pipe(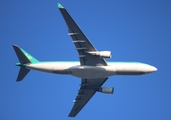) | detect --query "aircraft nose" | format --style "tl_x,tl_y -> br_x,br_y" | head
148,65 -> 157,73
